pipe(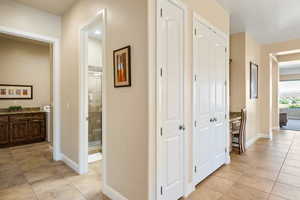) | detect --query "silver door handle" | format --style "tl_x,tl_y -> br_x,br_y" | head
214,118 -> 217,122
210,118 -> 214,123
179,125 -> 186,131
